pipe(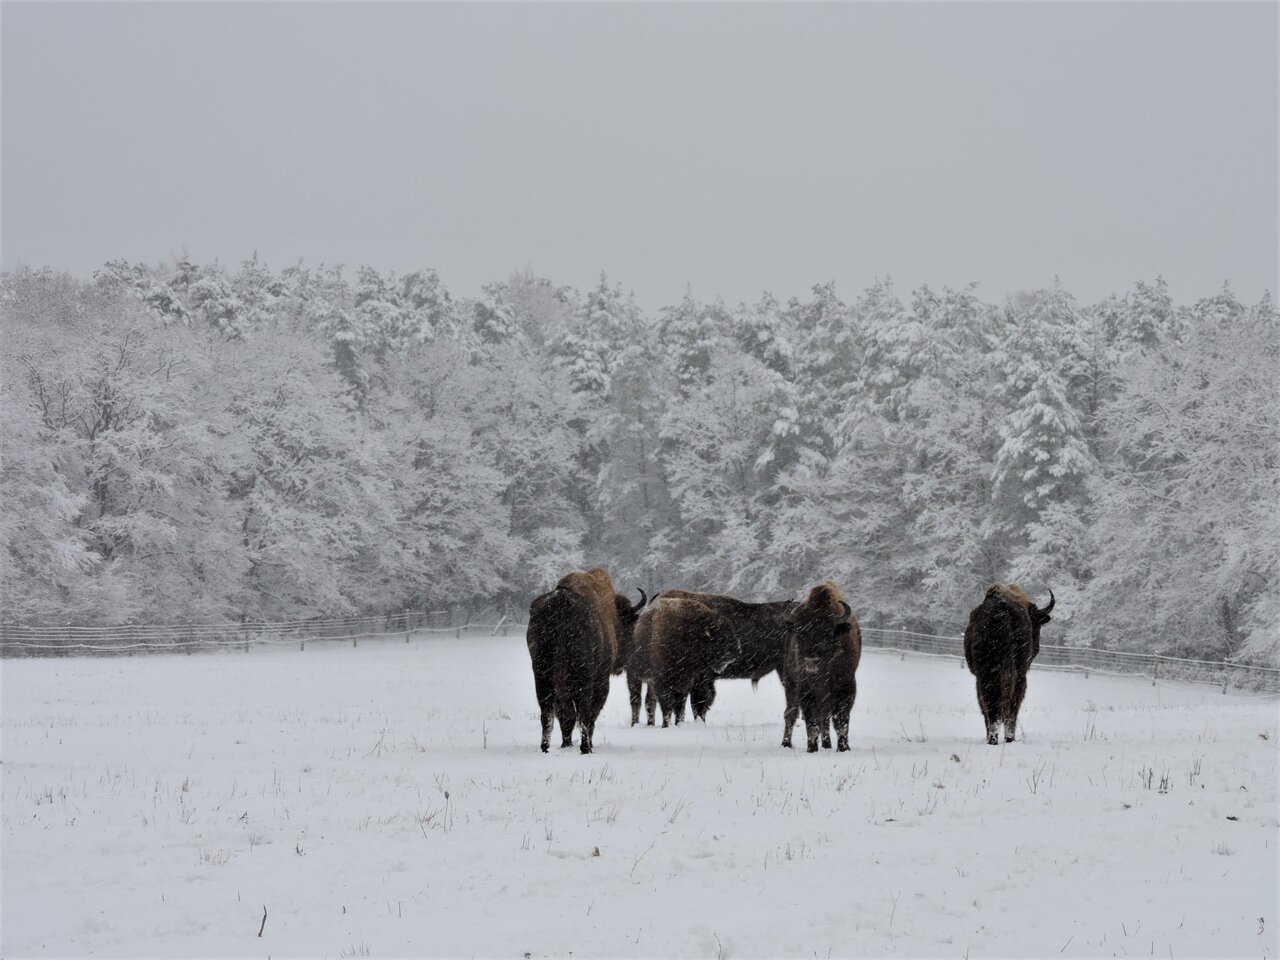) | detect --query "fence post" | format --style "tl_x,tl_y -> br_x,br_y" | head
1152,656 -> 1159,687
300,638 -> 305,652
